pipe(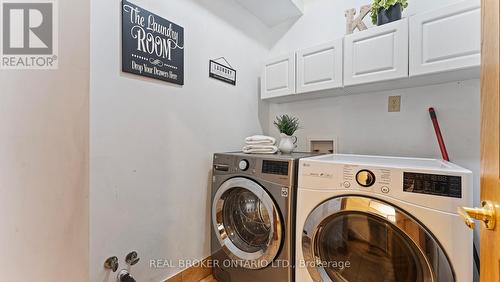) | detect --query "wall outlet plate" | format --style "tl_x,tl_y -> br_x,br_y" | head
388,96 -> 401,112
